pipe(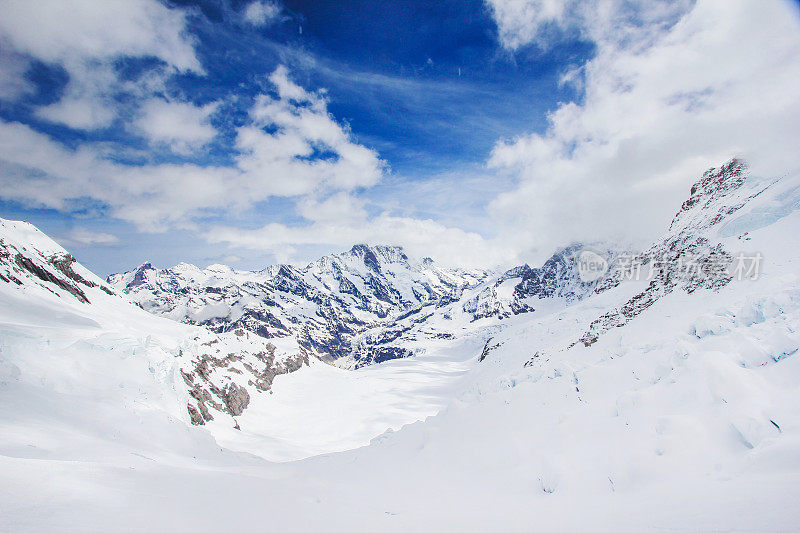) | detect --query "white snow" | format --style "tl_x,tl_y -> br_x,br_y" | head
2,170 -> 800,531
